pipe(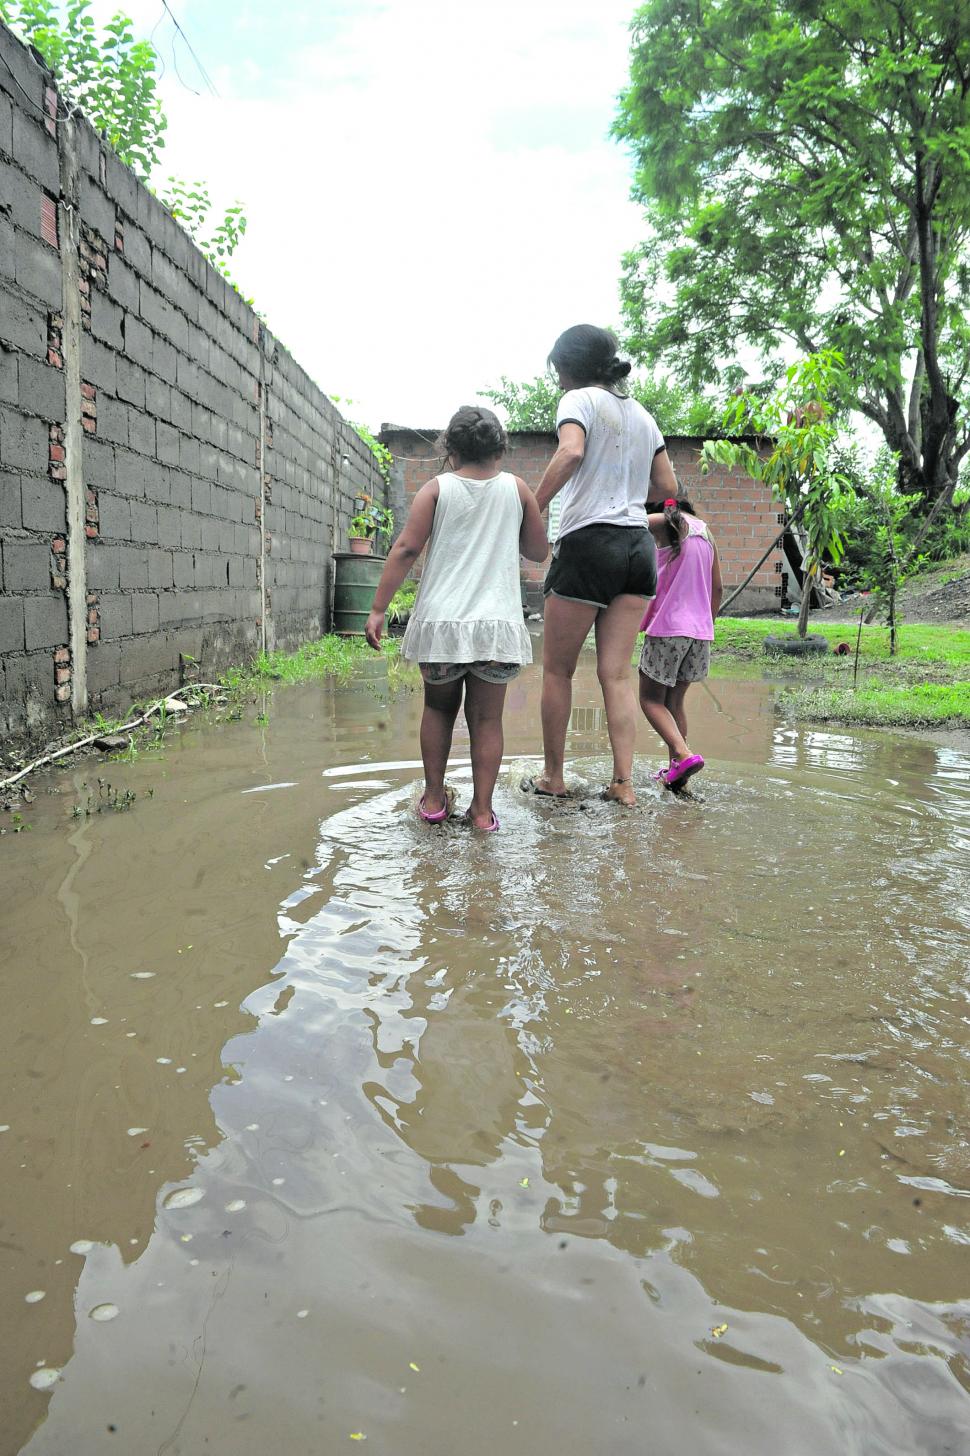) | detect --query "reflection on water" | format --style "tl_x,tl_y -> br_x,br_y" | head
1,655 -> 968,1455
